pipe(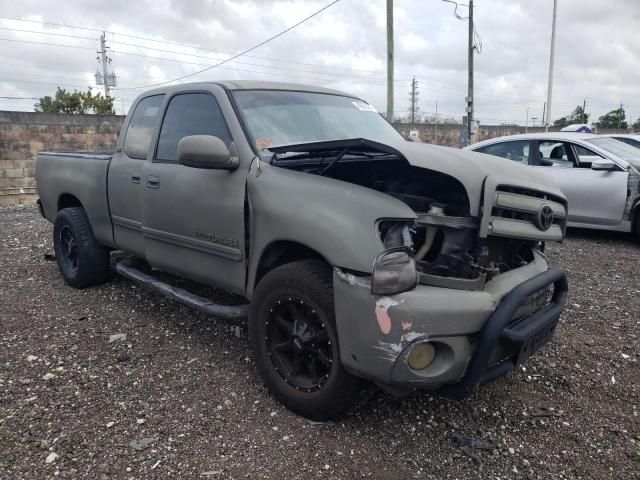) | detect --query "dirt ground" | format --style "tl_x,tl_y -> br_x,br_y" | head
1,205 -> 639,480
